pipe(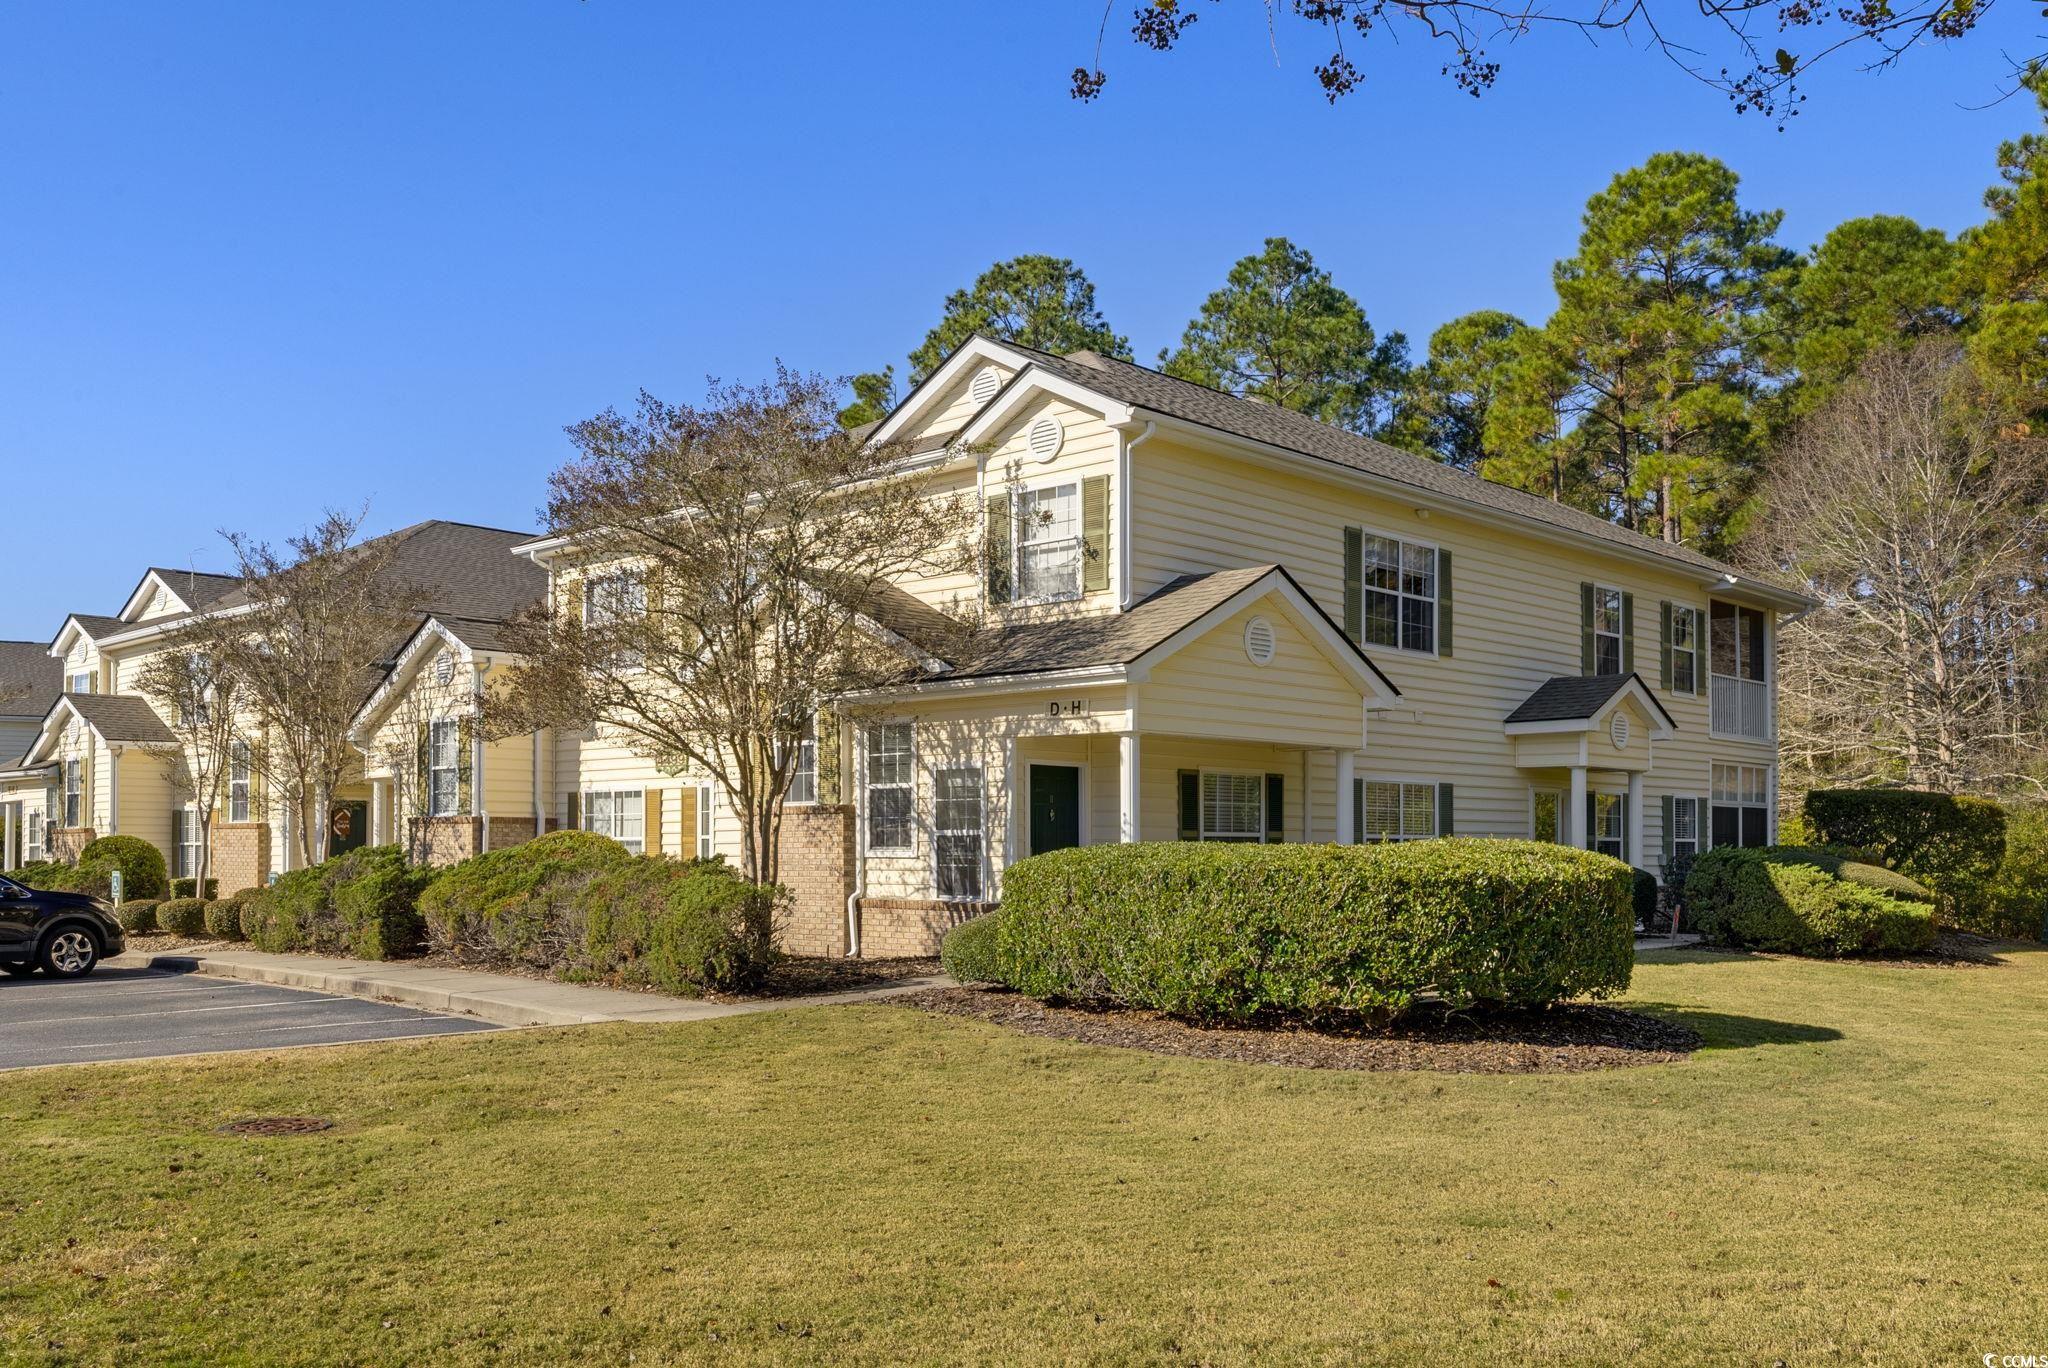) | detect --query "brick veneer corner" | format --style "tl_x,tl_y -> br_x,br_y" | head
776,805 -> 855,956
210,822 -> 271,895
